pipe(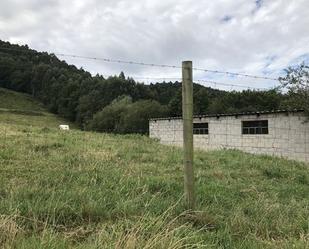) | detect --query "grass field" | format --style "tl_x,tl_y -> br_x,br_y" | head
0,88 -> 308,248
